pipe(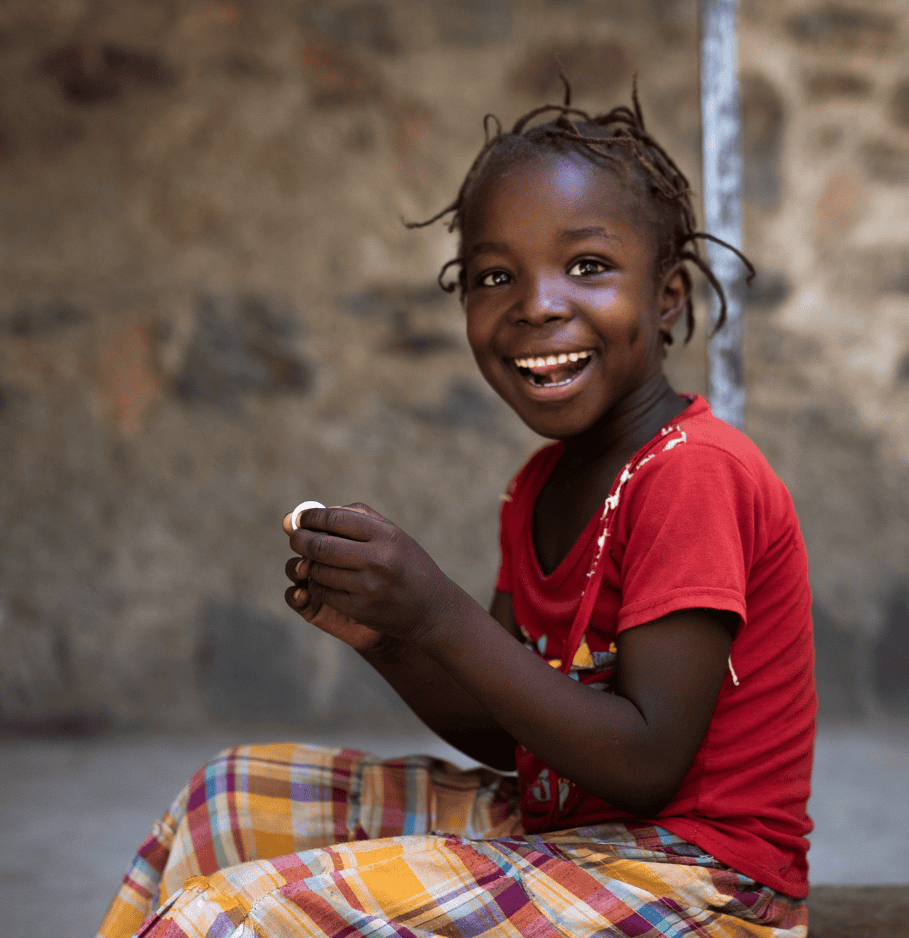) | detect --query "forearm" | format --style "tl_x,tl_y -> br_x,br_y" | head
359,637 -> 518,771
